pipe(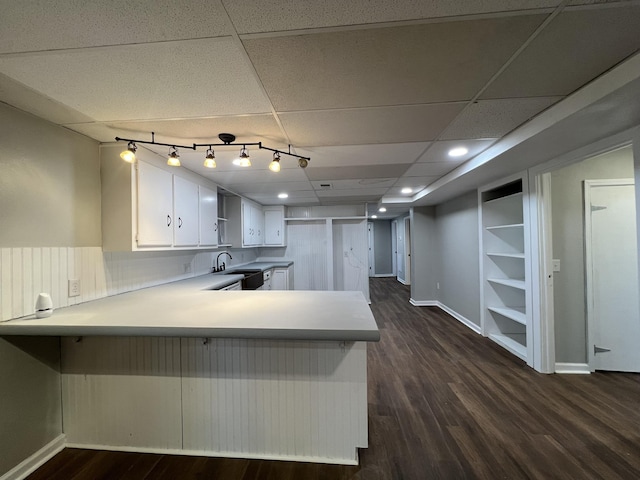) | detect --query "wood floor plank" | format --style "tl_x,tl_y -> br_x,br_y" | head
26,278 -> 640,480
